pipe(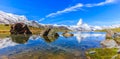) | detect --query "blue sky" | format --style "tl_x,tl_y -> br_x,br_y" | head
0,0 -> 120,26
